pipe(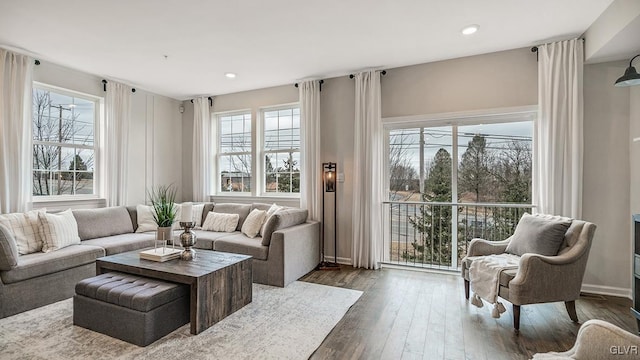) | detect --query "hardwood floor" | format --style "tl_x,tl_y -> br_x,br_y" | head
300,266 -> 636,360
